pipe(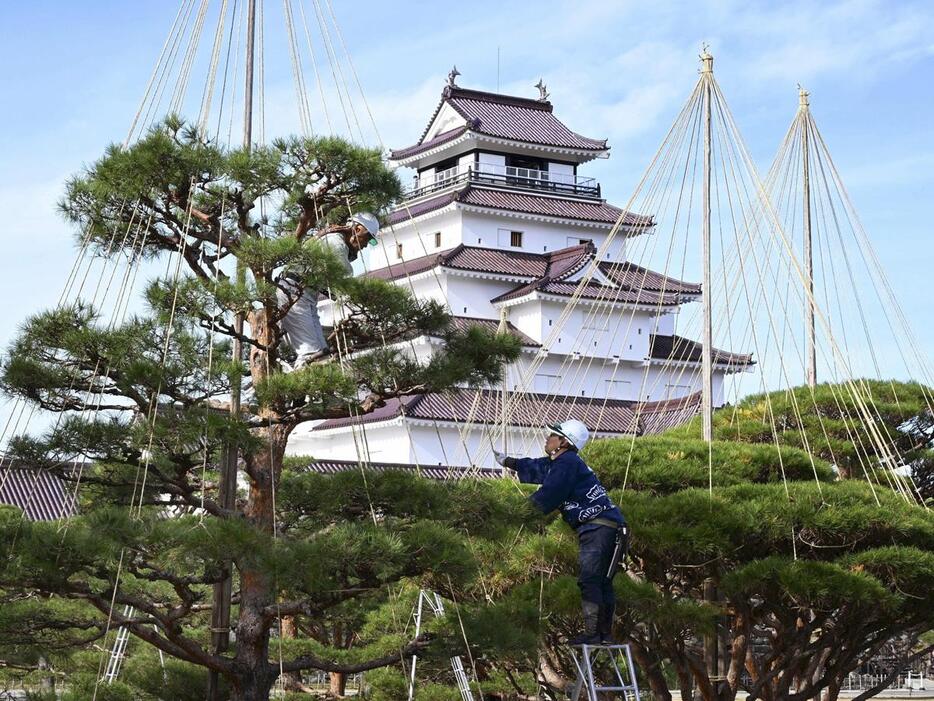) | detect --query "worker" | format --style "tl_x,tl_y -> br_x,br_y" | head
495,420 -> 628,645
277,212 -> 380,368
